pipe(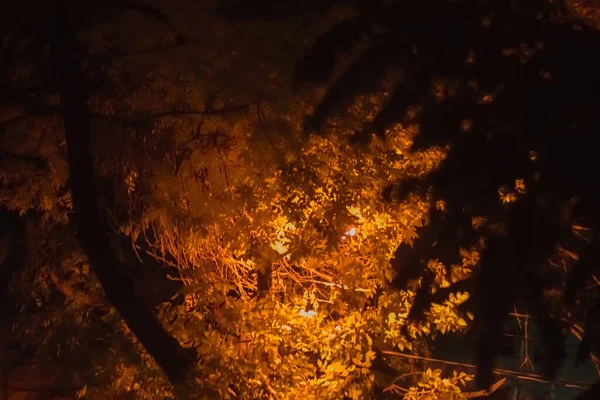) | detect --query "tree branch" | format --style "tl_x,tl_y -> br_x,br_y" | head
50,0 -> 193,385
463,378 -> 506,398
381,351 -> 592,389
109,0 -> 186,43
0,103 -> 255,132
